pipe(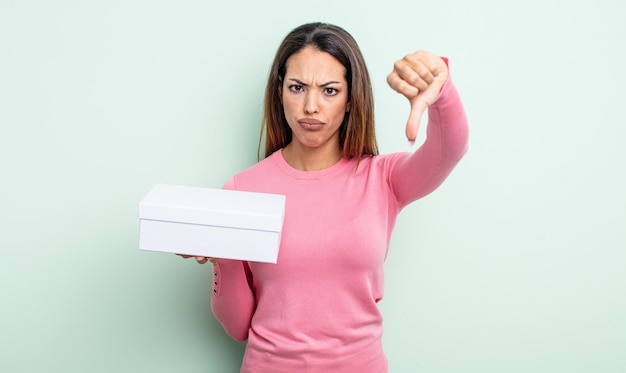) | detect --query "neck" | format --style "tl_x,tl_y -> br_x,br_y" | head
282,142 -> 343,171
